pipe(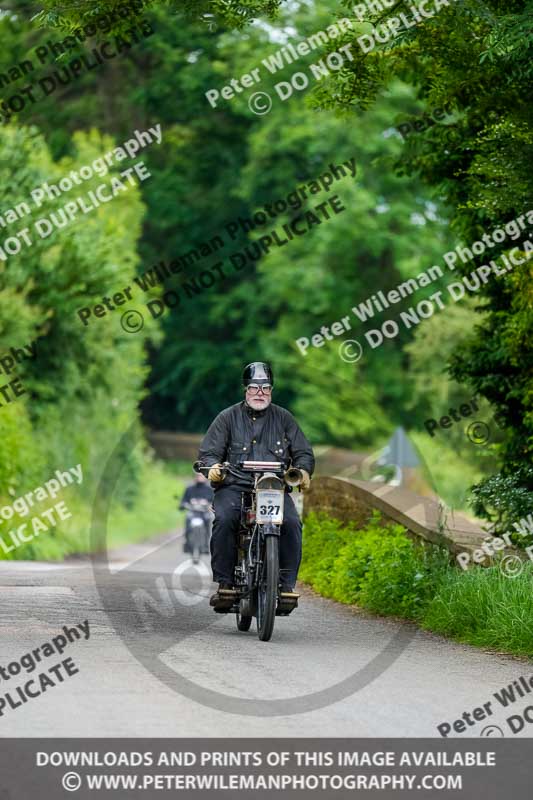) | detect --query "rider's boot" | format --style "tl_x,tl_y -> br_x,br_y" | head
209,582 -> 237,610
277,584 -> 299,615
